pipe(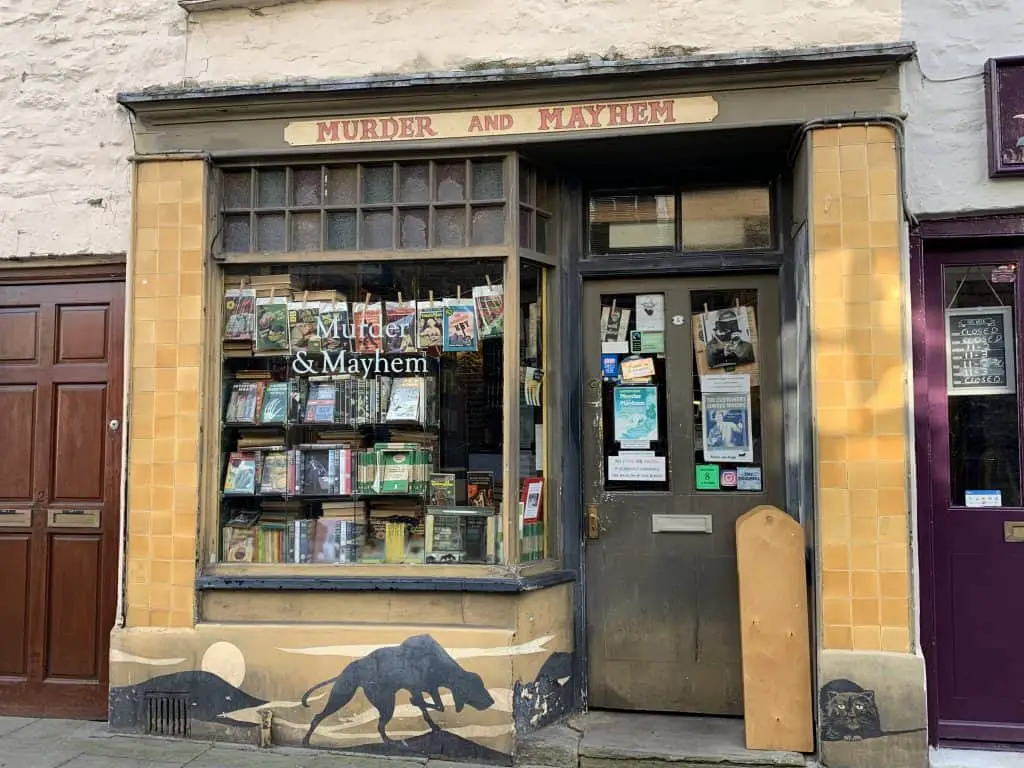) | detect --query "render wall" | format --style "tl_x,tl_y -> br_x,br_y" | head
2,0 -> 902,260
902,0 -> 1024,215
